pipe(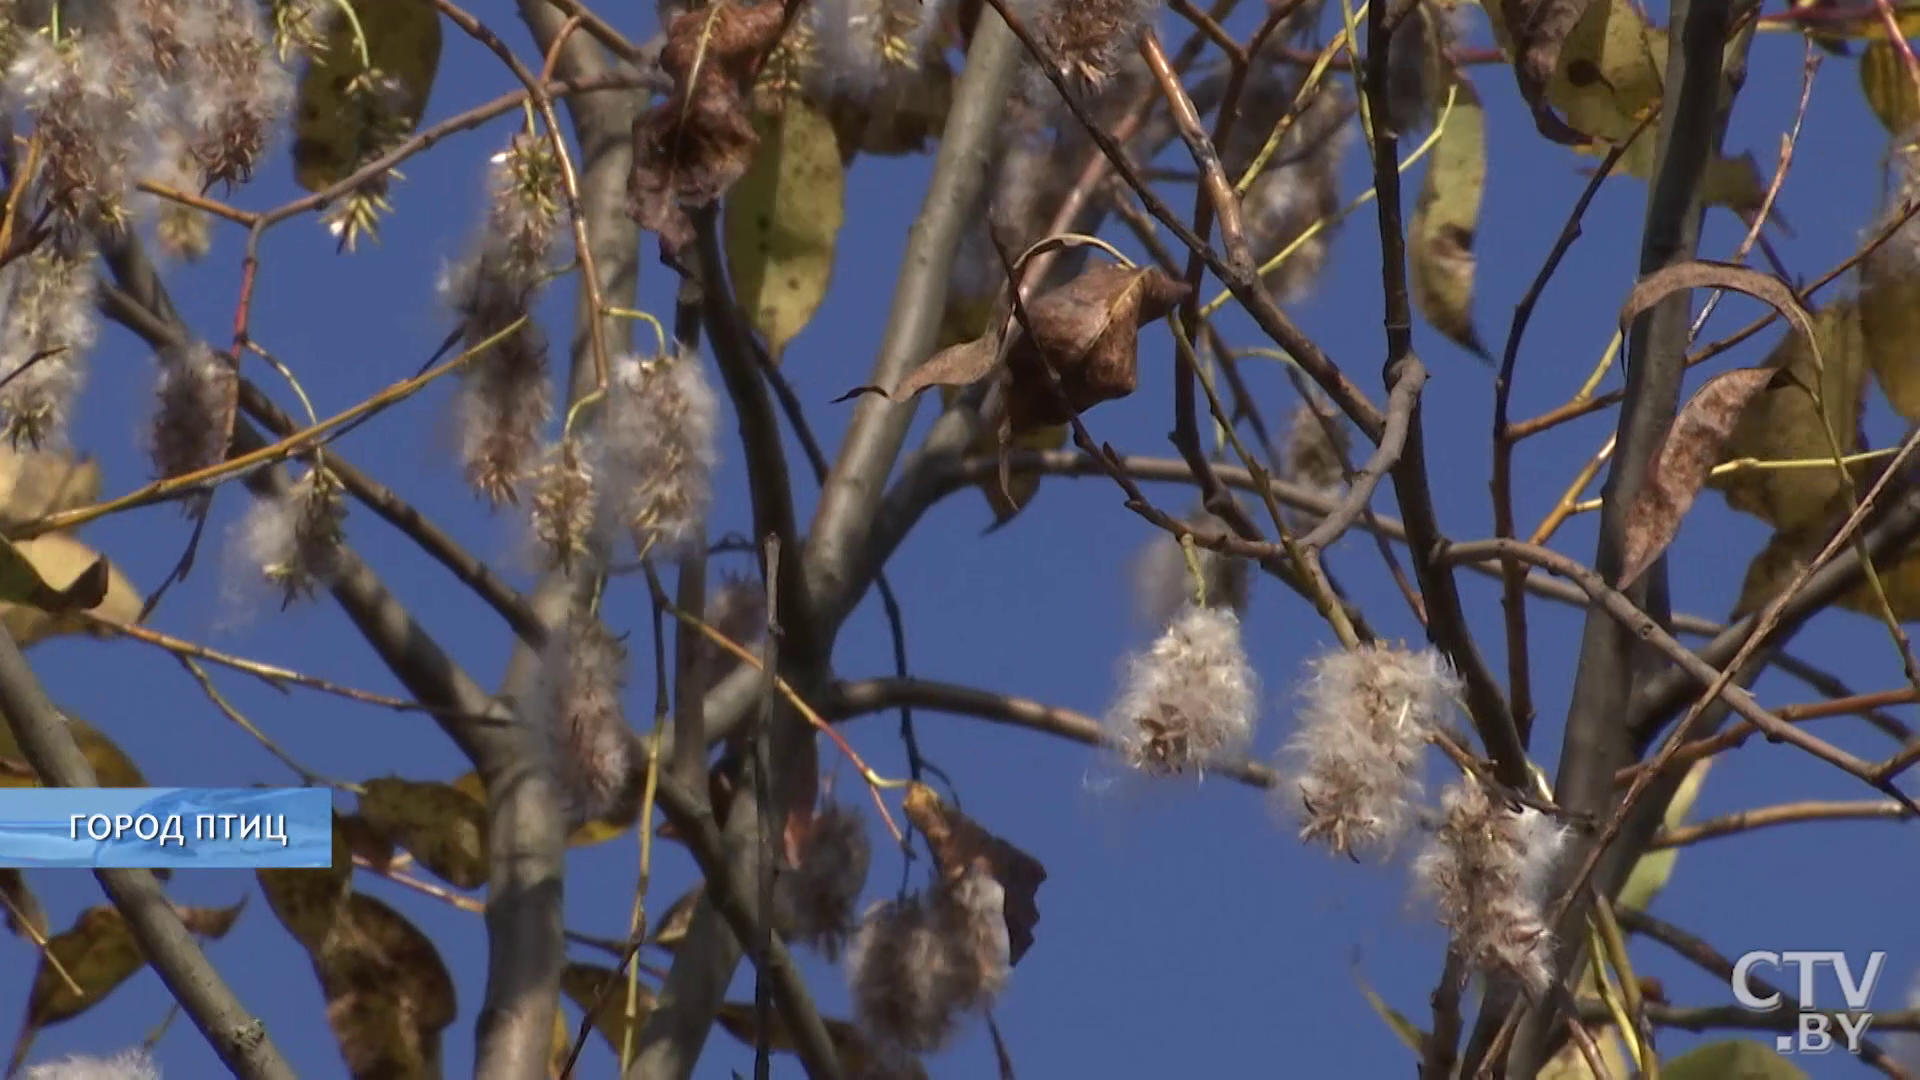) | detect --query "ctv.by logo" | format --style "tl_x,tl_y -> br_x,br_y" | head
1731,951 -> 1886,1055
